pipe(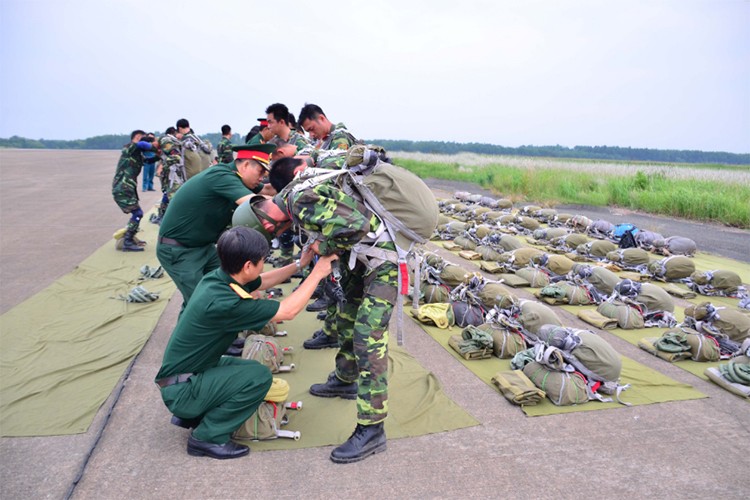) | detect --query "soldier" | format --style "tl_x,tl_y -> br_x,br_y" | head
177,118 -> 212,179
157,144 -> 276,312
246,118 -> 274,145
152,126 -> 185,224
216,124 -> 234,164
298,103 -> 357,170
112,130 -> 158,251
155,226 -> 337,460
233,180 -> 395,464
265,103 -> 310,153
141,132 -> 158,191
